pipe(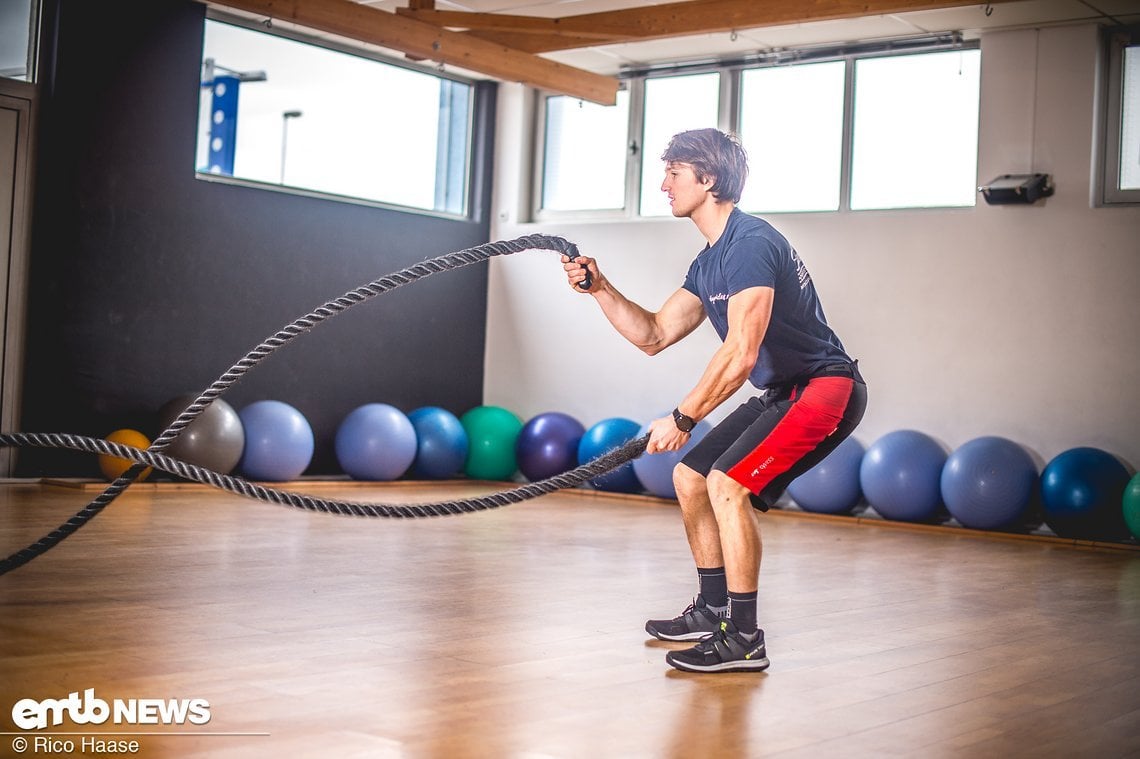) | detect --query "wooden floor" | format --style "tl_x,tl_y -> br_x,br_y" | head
1,481 -> 1138,758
